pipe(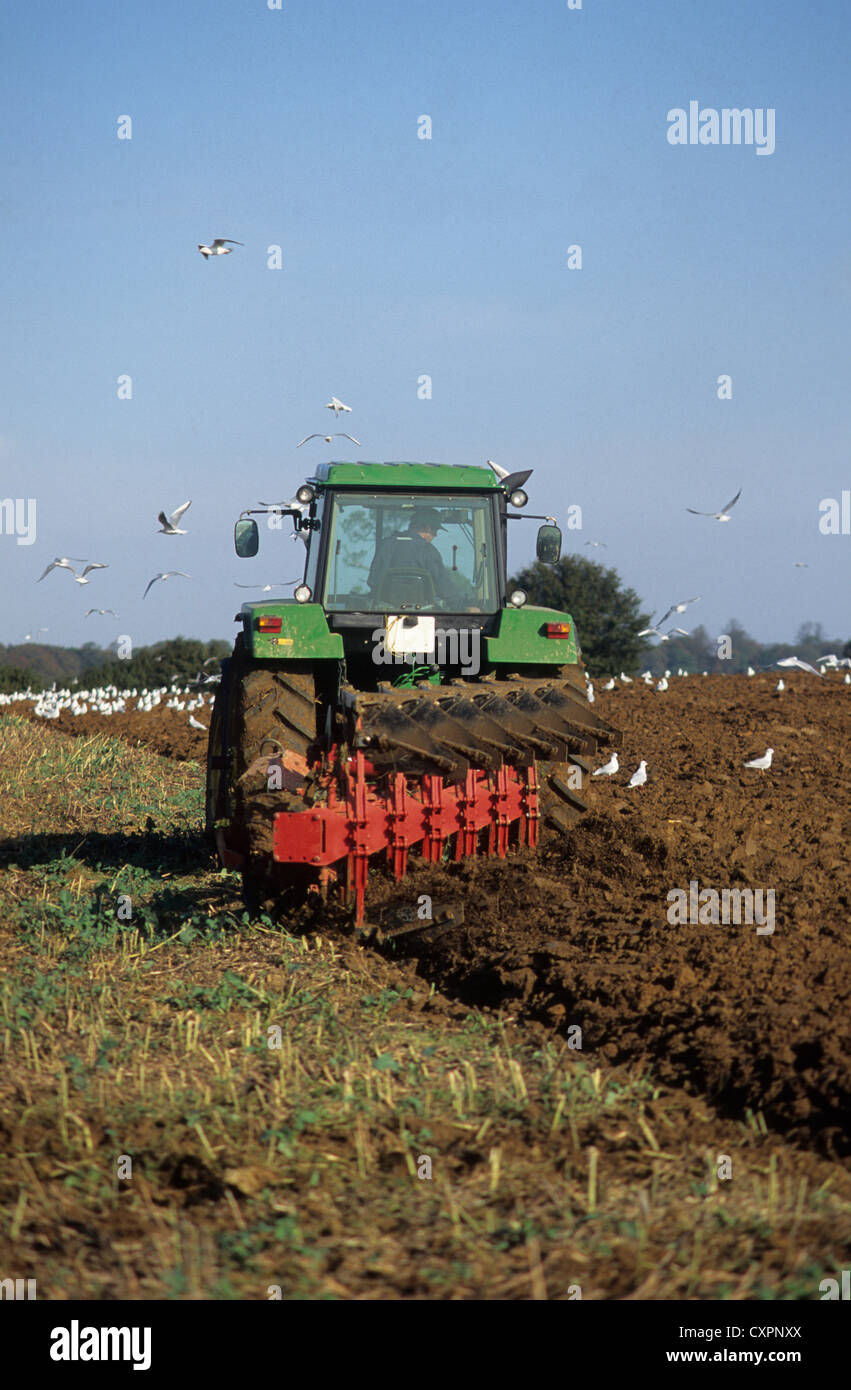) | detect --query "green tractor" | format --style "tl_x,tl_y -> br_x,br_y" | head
206,460 -> 619,923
